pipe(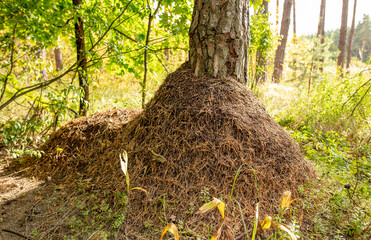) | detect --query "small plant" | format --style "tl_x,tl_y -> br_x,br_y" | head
200,187 -> 210,203
119,150 -> 148,195
159,223 -> 180,240
197,198 -> 233,240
